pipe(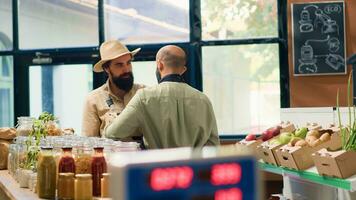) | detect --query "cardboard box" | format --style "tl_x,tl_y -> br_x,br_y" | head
275,133 -> 341,170
236,139 -> 262,155
306,122 -> 322,131
280,121 -> 296,133
256,140 -> 284,166
237,139 -> 262,149
312,148 -> 356,179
